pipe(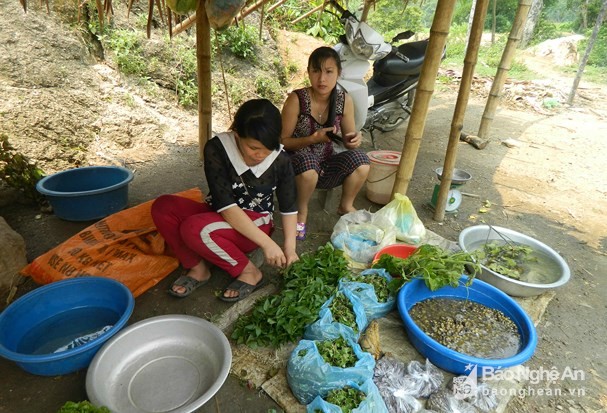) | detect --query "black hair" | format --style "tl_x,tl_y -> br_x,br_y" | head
308,47 -> 342,127
230,99 -> 282,151
307,46 -> 342,74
